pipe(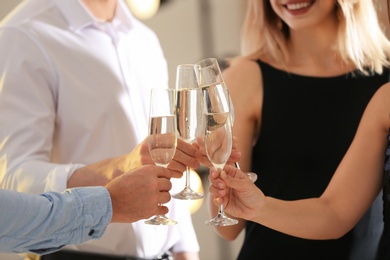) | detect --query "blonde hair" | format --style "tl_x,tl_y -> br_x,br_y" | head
240,0 -> 390,74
